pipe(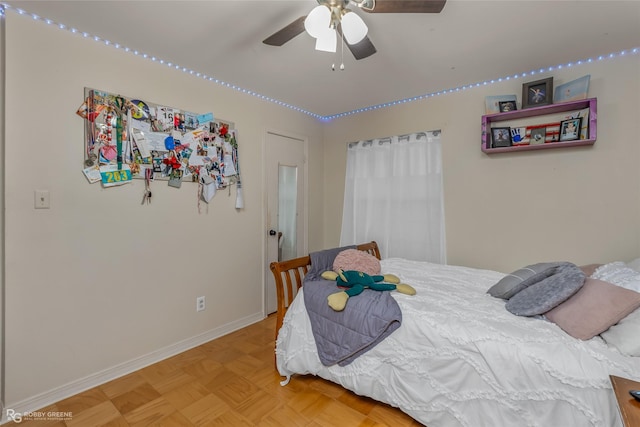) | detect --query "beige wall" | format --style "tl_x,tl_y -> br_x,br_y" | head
4,7 -> 640,412
323,55 -> 640,272
4,15 -> 324,406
